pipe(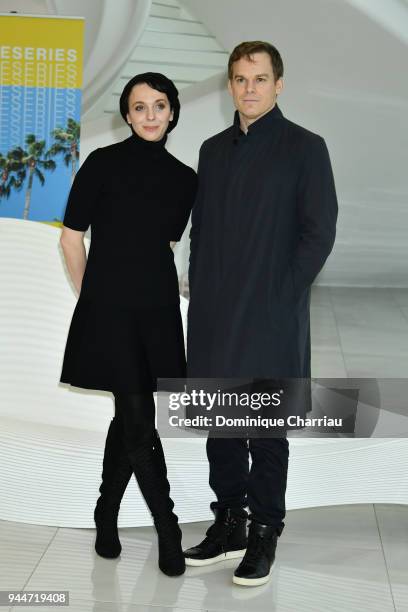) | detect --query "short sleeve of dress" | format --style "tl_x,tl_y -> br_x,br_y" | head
170,167 -> 198,241
63,149 -> 102,232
